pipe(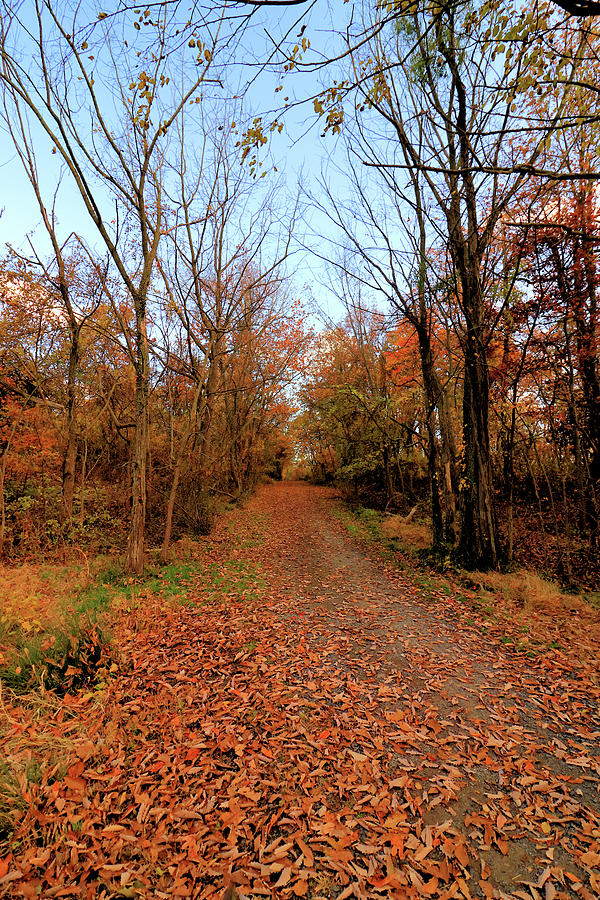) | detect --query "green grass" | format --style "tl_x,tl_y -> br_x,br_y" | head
354,506 -> 383,539
225,511 -> 270,550
65,555 -> 265,615
331,506 -> 362,539
81,560 -> 200,609
200,560 -> 266,603
332,504 -> 384,542
0,546 -> 268,695
0,619 -> 111,694
0,560 -> 199,694
583,591 -> 600,609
